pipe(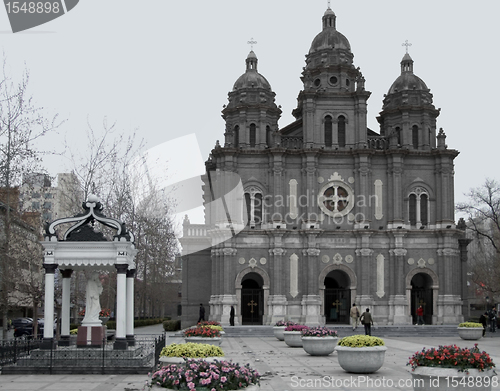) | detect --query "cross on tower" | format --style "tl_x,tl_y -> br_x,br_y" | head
327,0 -> 331,8
247,38 -> 257,51
402,40 -> 412,54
